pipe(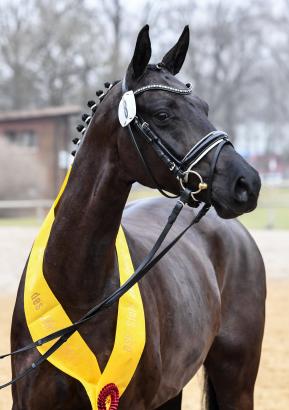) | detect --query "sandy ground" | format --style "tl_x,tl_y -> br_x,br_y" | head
0,227 -> 288,409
